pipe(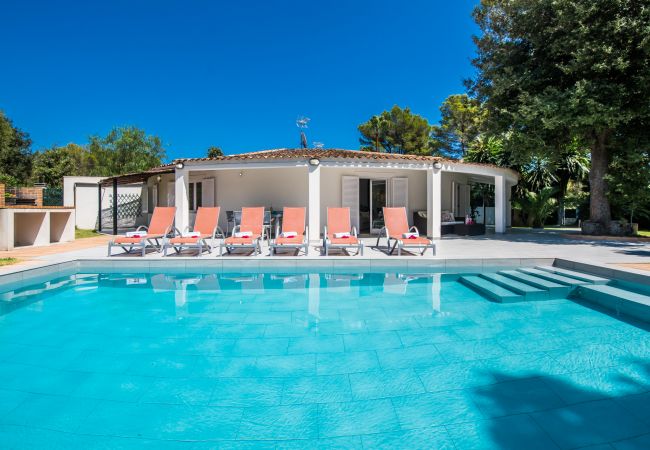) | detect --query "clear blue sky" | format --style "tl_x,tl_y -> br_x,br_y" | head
0,0 -> 479,160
